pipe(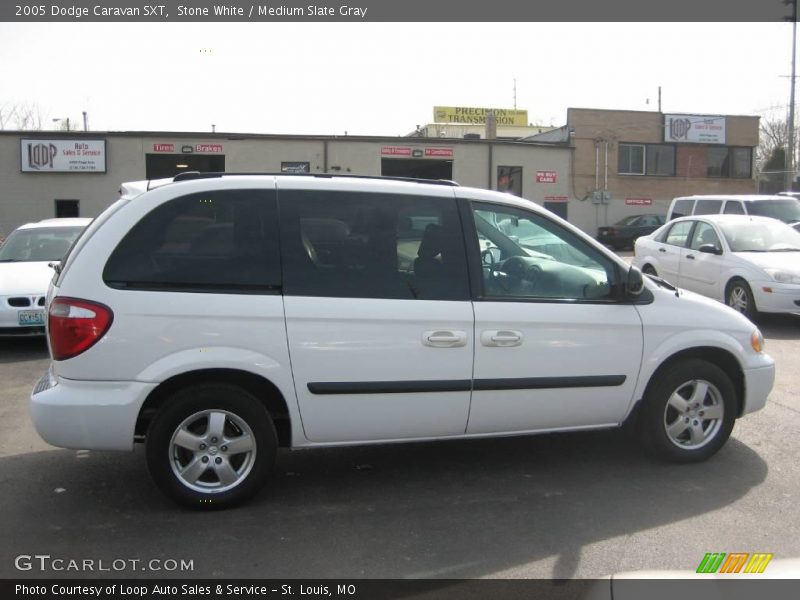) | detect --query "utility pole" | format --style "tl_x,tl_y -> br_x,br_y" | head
786,0 -> 797,190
